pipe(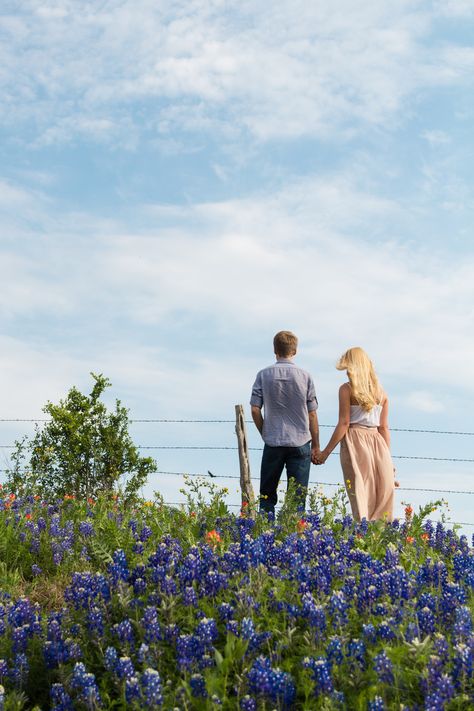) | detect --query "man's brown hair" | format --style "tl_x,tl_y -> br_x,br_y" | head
273,331 -> 298,358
